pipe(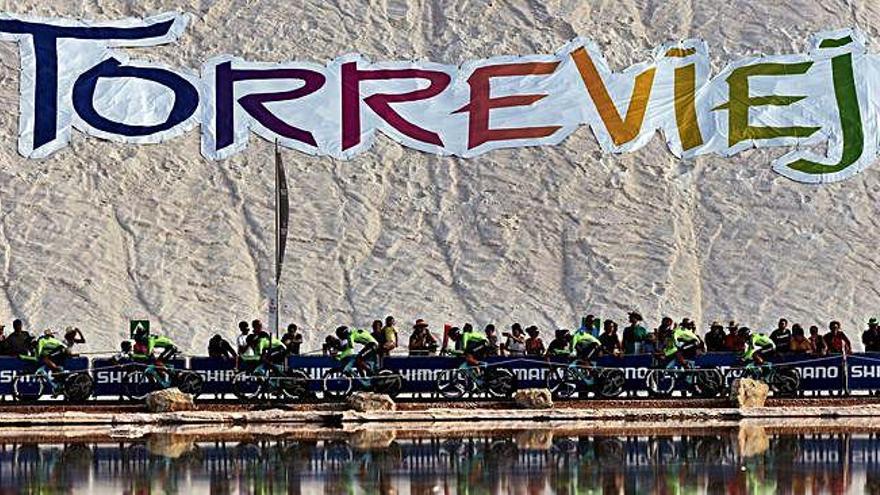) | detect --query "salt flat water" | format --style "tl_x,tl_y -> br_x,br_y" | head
1,427 -> 877,494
